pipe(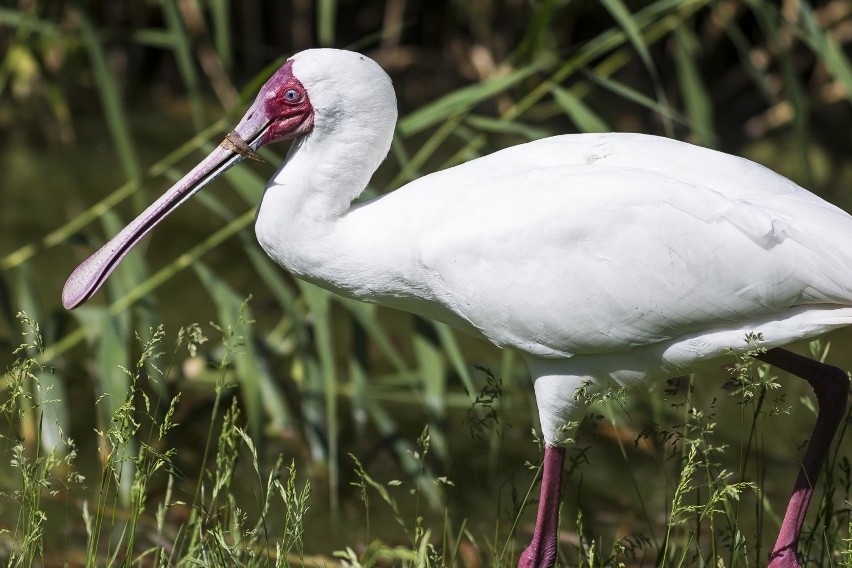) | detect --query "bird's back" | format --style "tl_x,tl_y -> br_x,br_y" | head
338,133 -> 852,367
